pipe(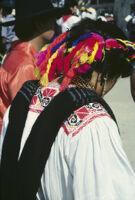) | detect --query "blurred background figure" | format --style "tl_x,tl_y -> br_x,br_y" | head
52,0 -> 65,8
97,14 -> 107,22
81,6 -> 97,20
124,3 -> 135,102
125,3 -> 135,42
56,0 -> 80,33
130,65 -> 135,102
0,0 -> 16,53
0,4 -> 4,62
78,0 -> 91,8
